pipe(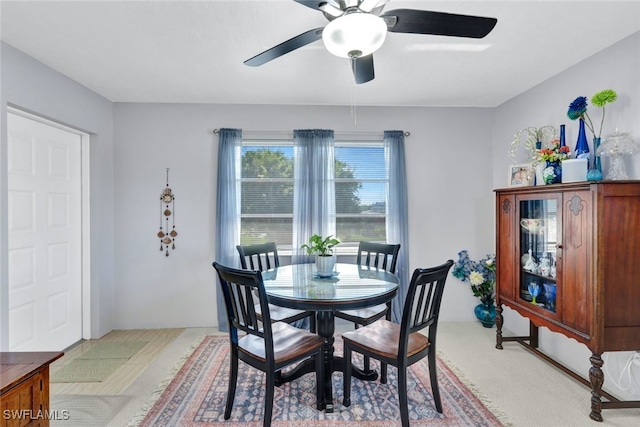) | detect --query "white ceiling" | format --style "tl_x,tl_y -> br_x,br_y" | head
1,1 -> 639,107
